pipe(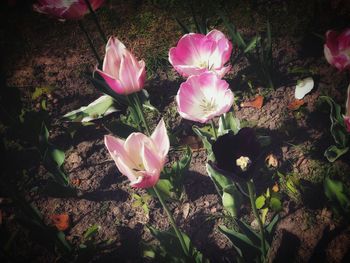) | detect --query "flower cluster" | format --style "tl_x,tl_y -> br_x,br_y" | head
169,30 -> 234,124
